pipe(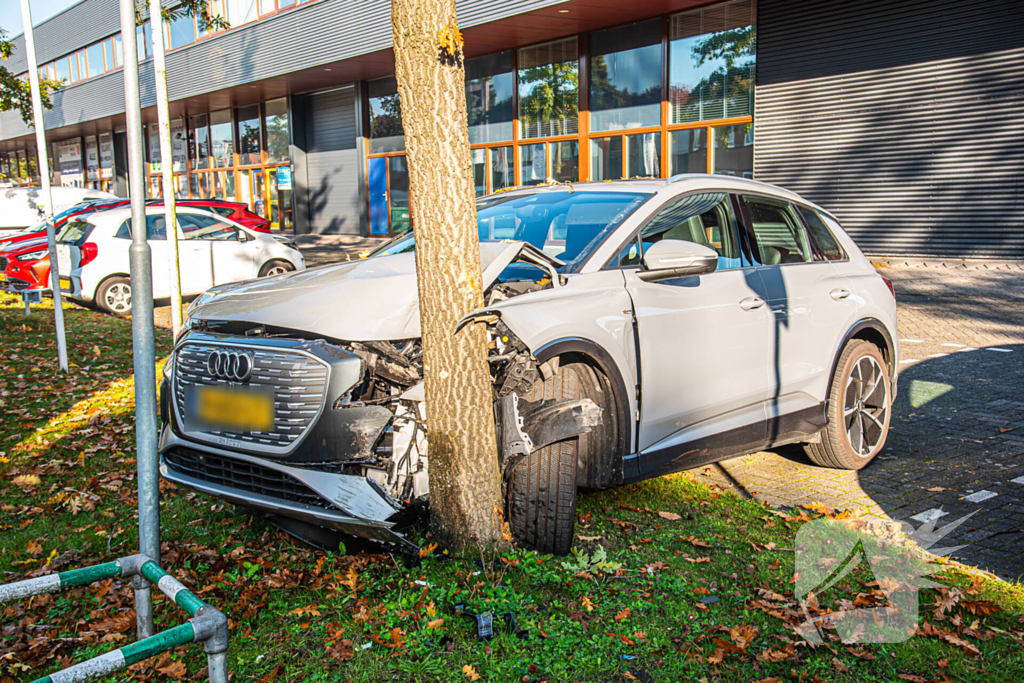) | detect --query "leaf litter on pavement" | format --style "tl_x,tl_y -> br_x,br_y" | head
2,291 -> 1024,682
